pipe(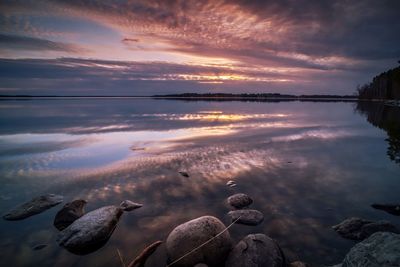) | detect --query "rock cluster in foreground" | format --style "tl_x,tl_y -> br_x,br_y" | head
339,232 -> 400,267
332,217 -> 399,240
